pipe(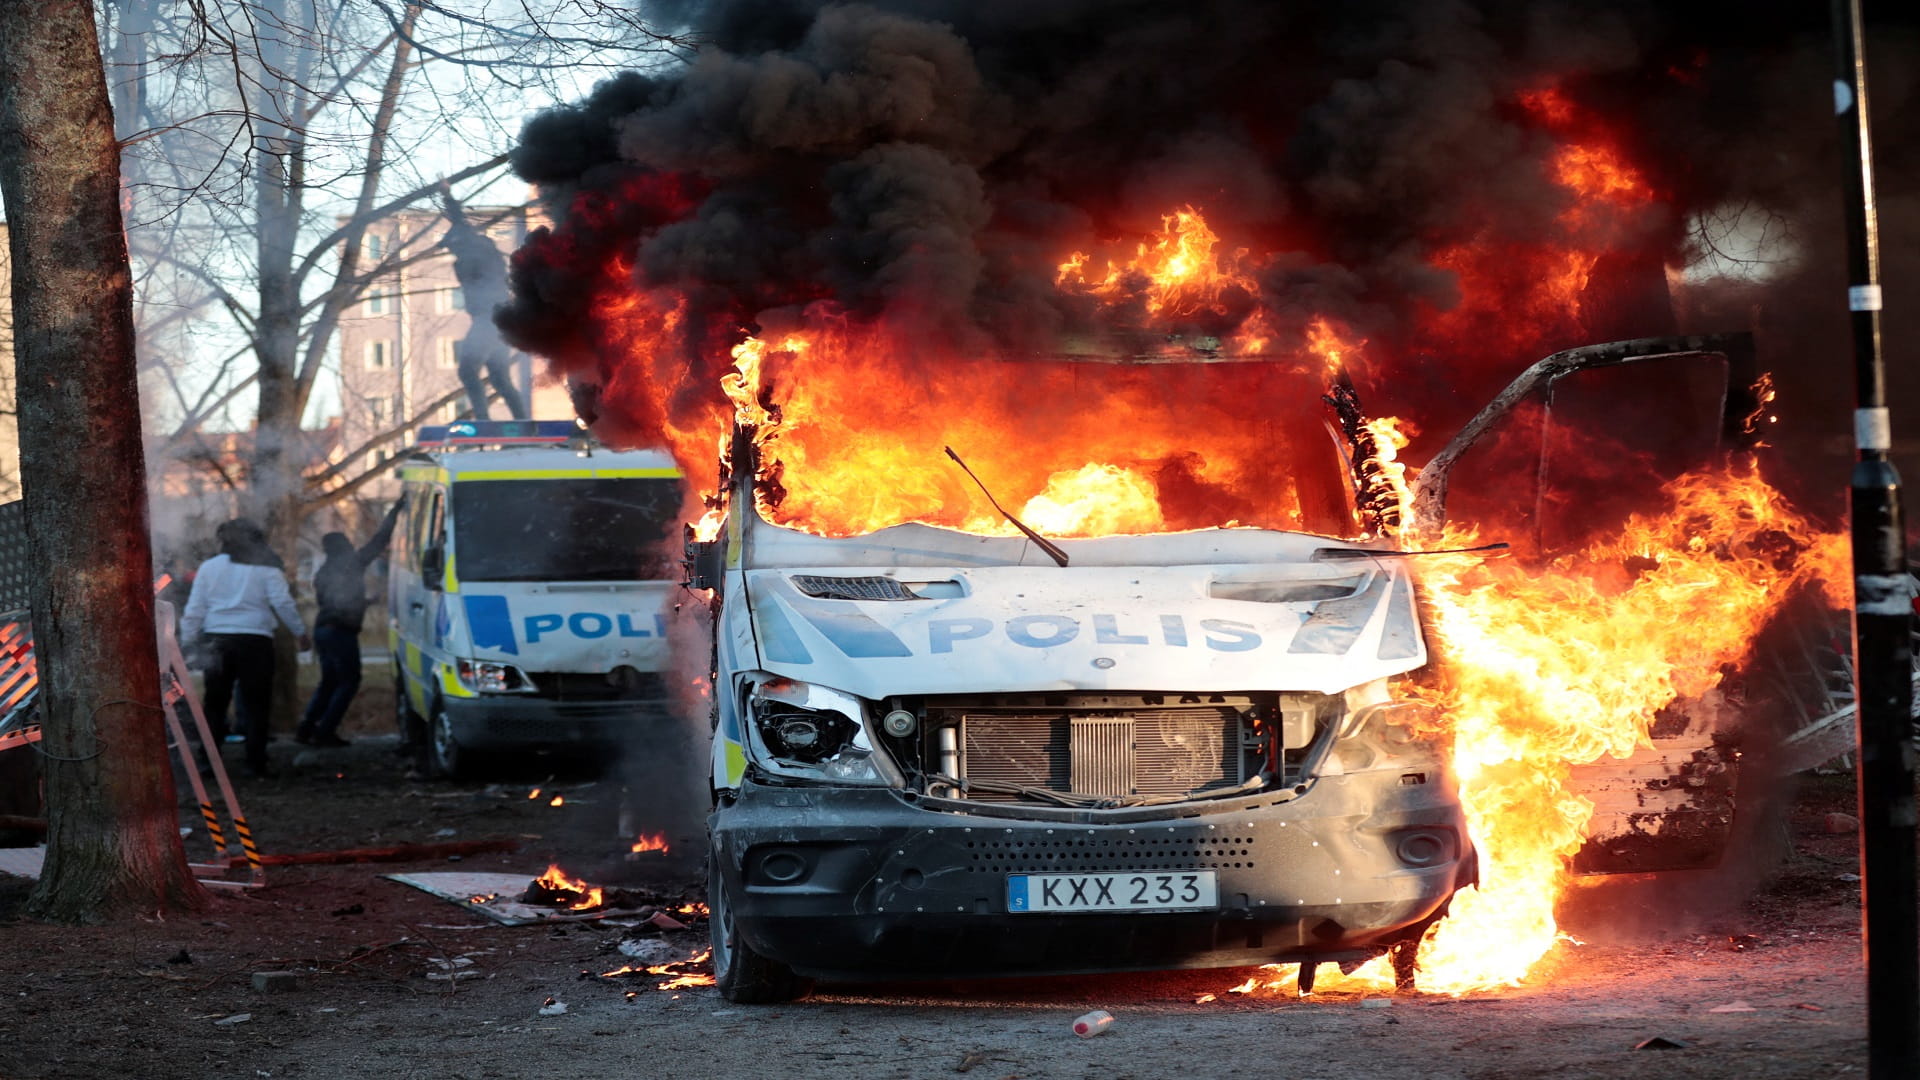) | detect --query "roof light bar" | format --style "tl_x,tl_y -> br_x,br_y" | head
416,419 -> 582,448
